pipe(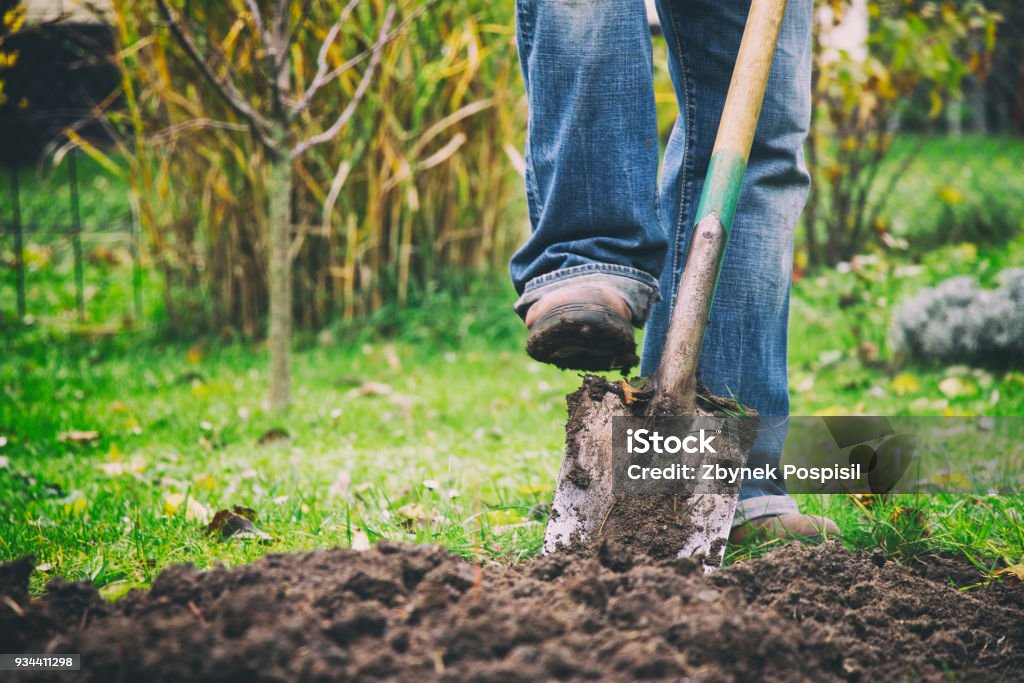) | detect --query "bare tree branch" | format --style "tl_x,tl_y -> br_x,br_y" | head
321,159 -> 352,230
244,0 -> 271,44
284,0 -> 315,50
155,0 -> 278,152
291,4 -> 395,158
263,0 -> 294,118
266,0 -> 293,79
291,0 -> 361,116
290,0 -> 439,118
291,157 -> 352,260
271,0 -> 291,43
149,118 -> 251,144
